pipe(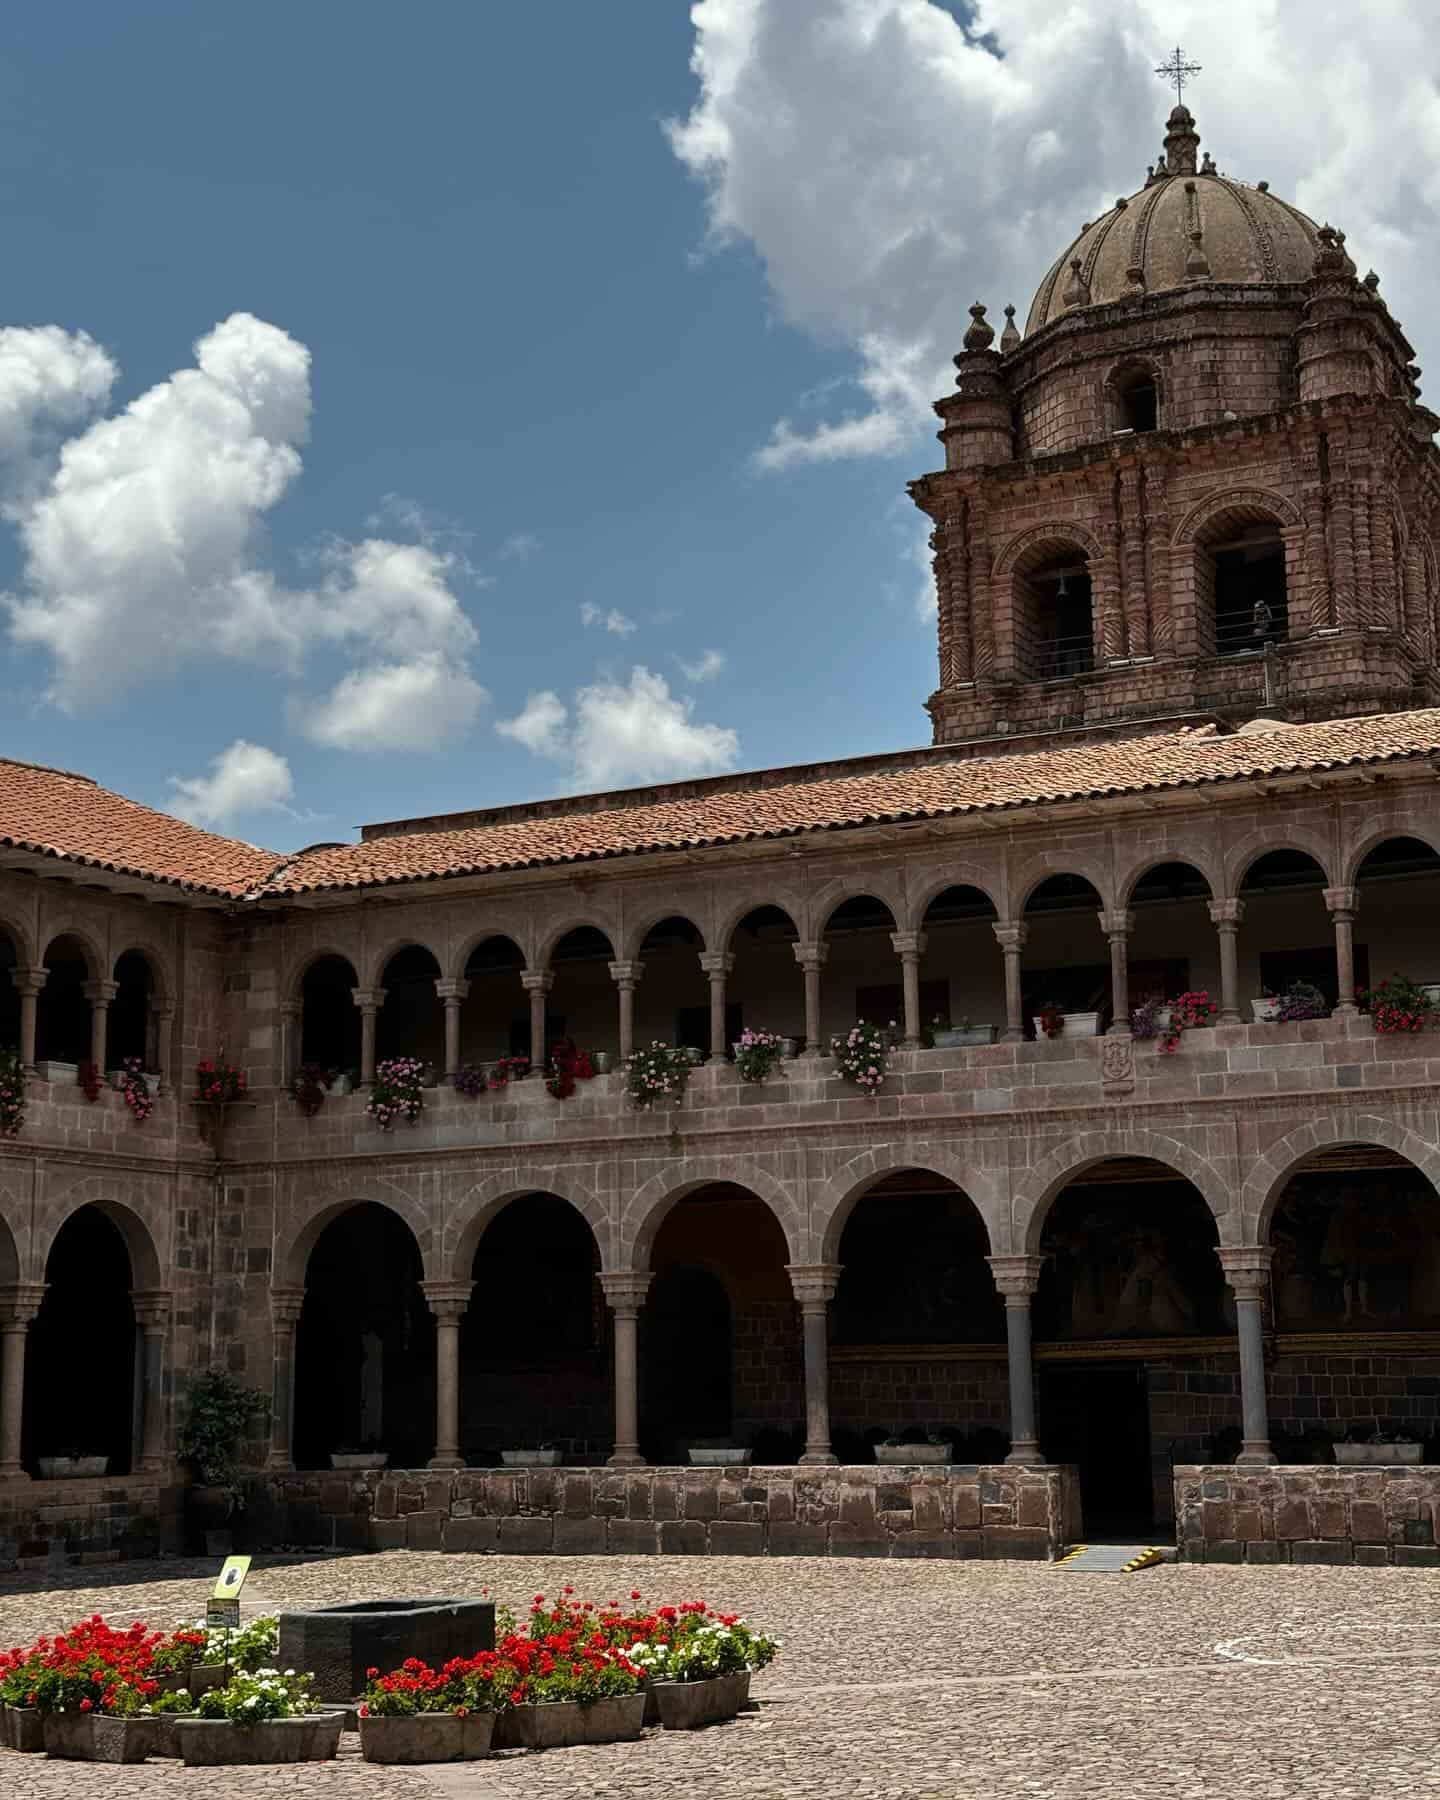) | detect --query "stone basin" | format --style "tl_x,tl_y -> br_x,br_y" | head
277,1597 -> 494,1701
